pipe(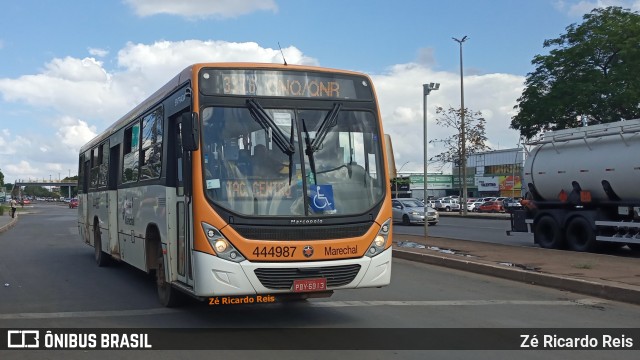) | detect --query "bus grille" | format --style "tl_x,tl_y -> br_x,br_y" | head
233,223 -> 371,241
254,264 -> 361,290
